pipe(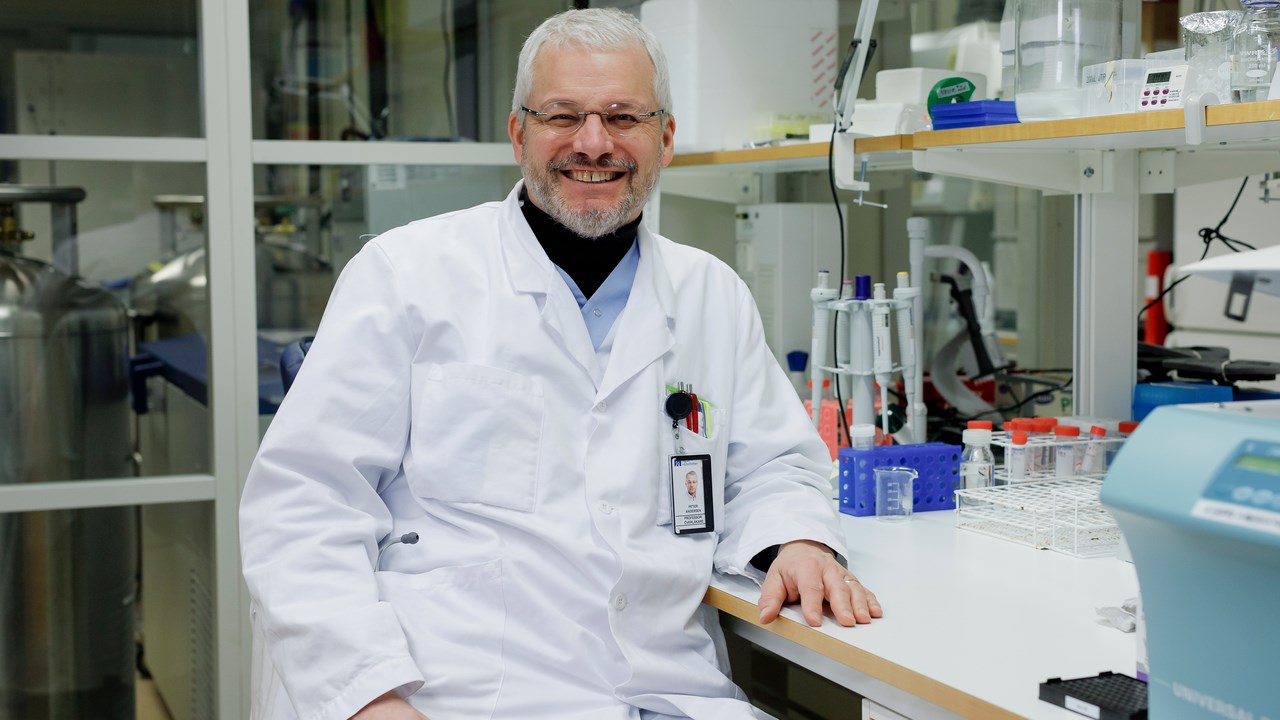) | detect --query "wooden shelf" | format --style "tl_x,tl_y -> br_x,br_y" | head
669,142 -> 829,168
666,100 -> 1280,171
912,109 -> 1184,149
1206,99 -> 1280,126
669,135 -> 911,169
